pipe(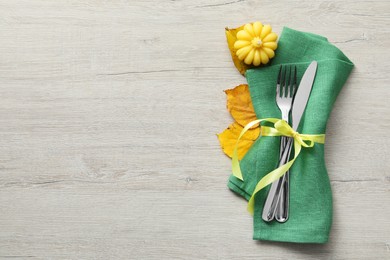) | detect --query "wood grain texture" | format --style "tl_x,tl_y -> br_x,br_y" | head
0,0 -> 389,259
